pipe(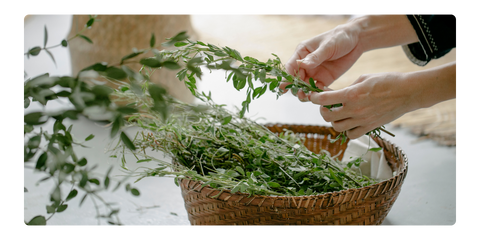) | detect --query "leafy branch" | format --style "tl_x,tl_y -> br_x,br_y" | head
145,34 -> 394,142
